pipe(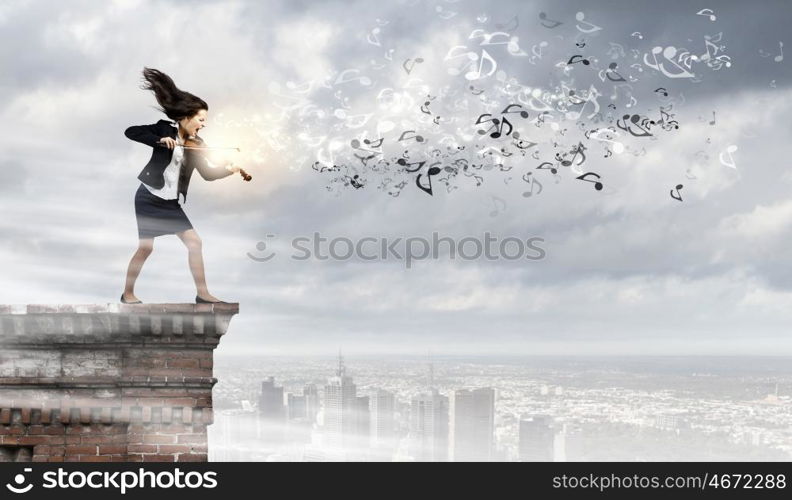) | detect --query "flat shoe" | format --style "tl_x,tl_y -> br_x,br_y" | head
120,294 -> 142,304
195,295 -> 229,304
